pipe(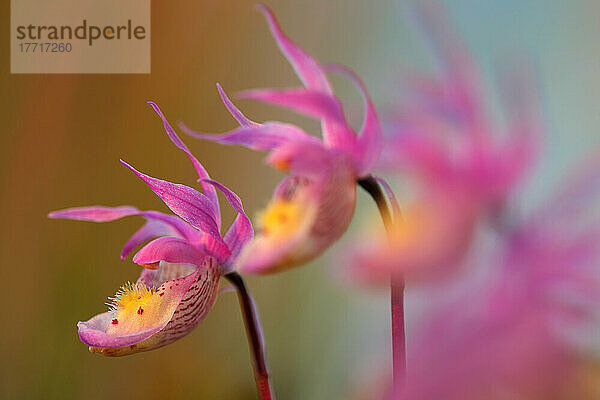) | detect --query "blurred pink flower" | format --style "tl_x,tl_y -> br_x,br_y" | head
182,5 -> 382,274
396,149 -> 600,400
49,104 -> 253,356
350,188 -> 477,283
349,0 -> 542,284
383,1 -> 541,203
